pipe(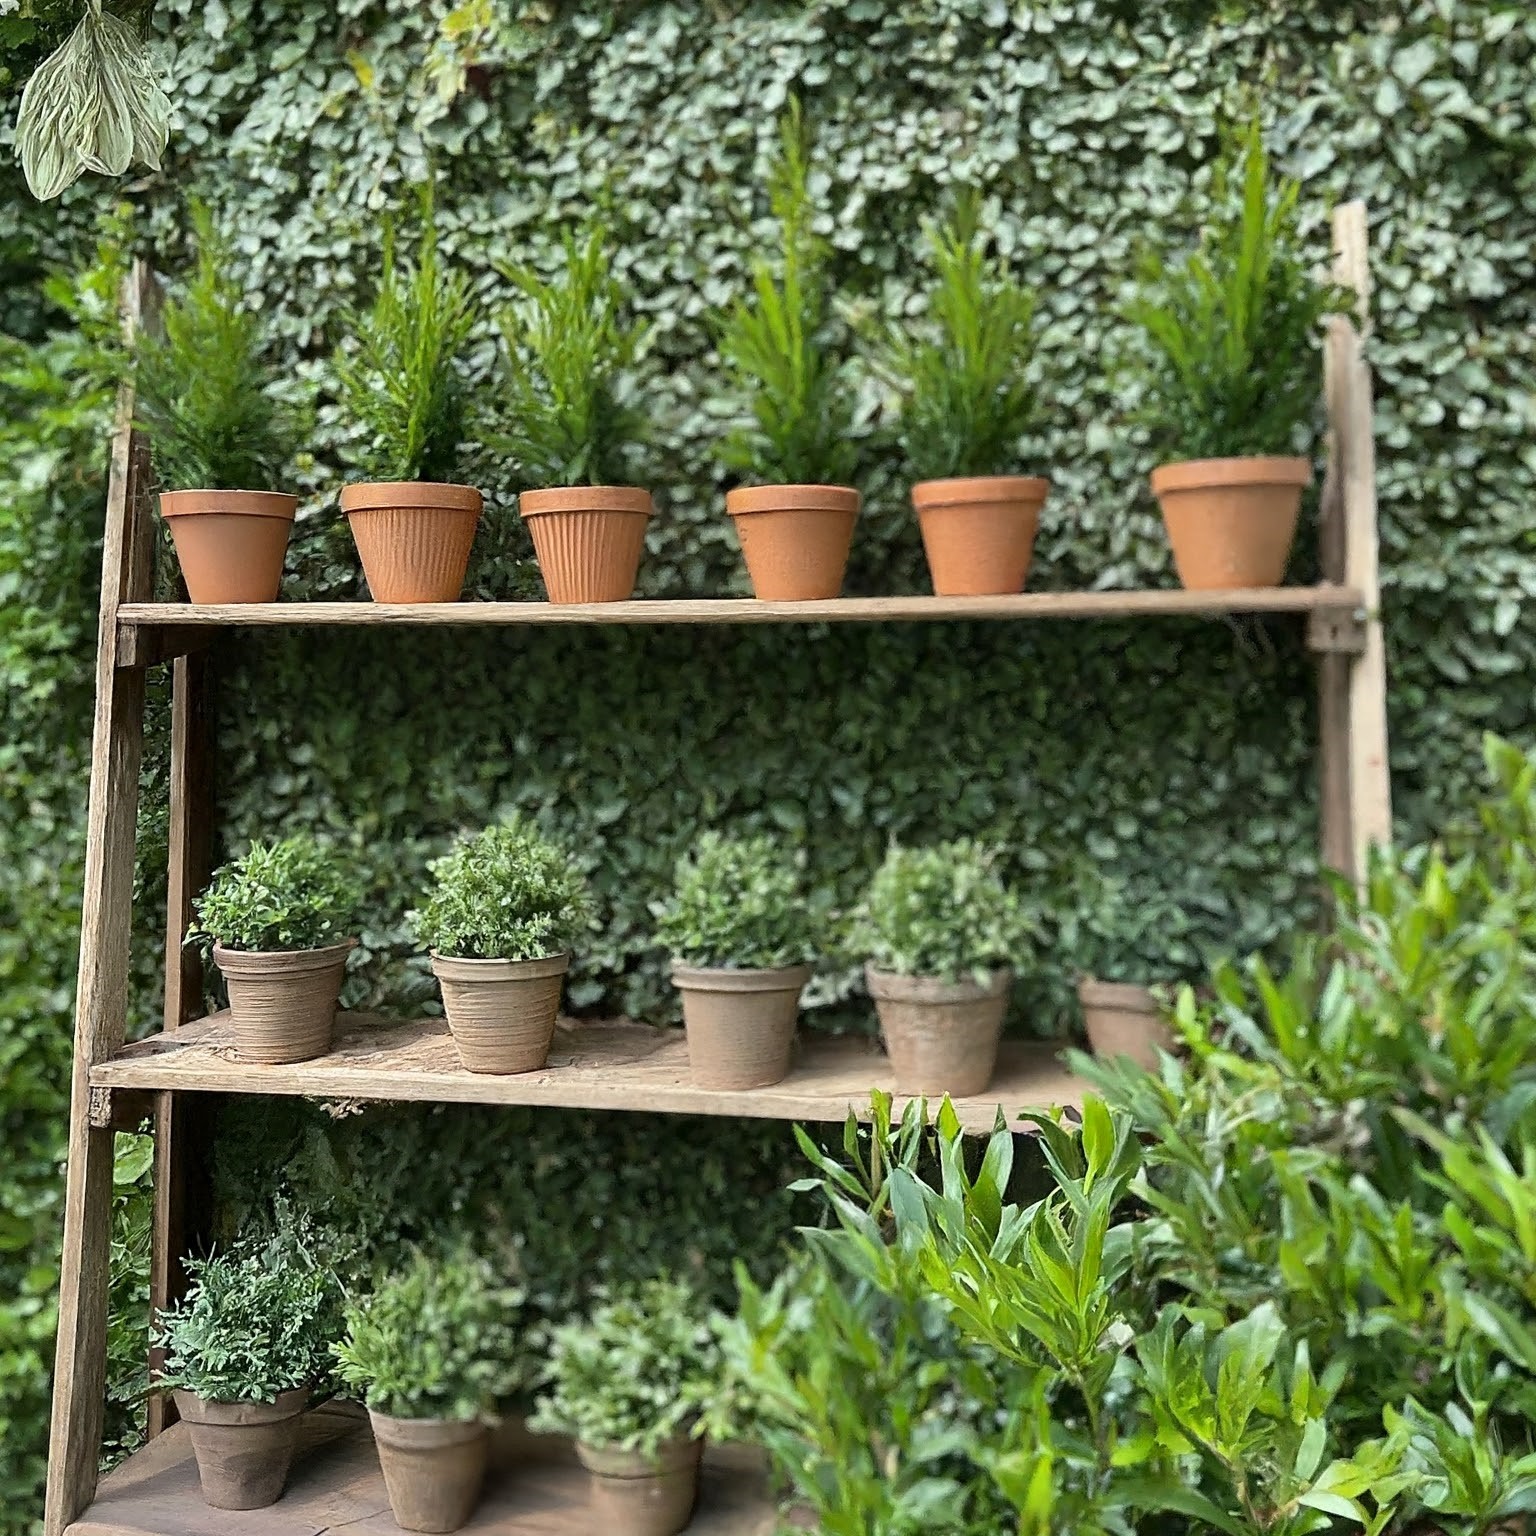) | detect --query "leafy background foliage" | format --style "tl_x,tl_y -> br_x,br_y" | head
2,0 -> 1535,1528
